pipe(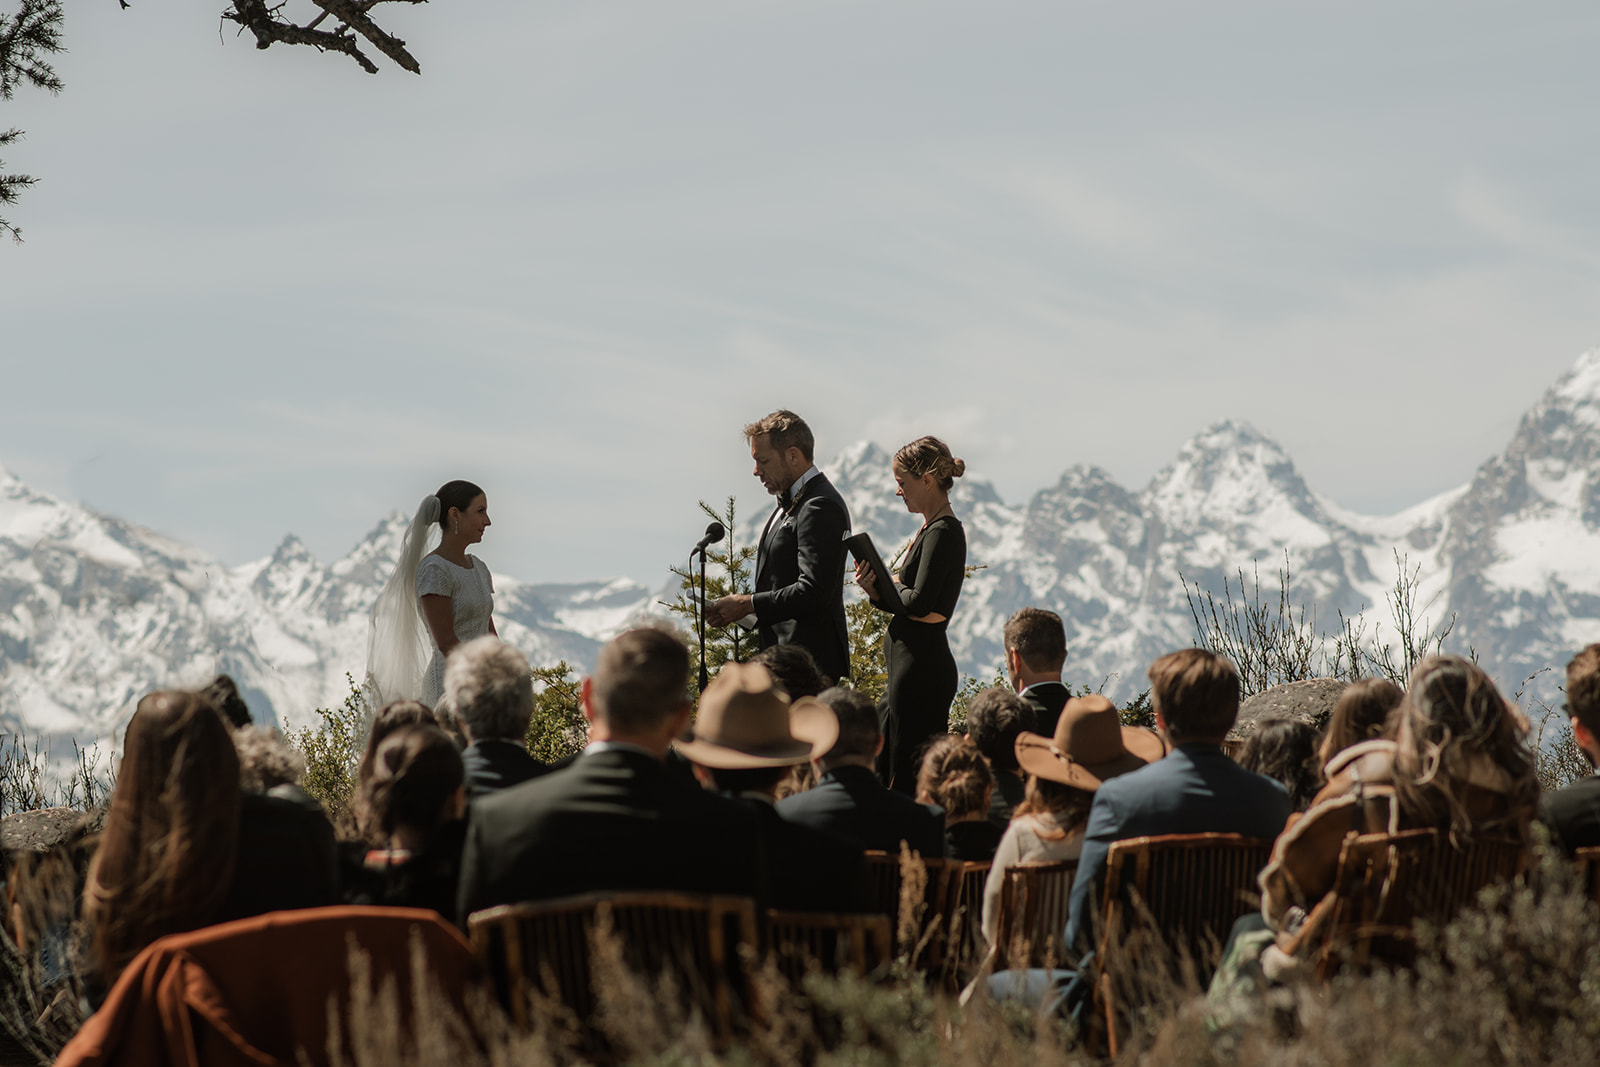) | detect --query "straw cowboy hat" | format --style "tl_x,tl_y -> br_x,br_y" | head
674,662 -> 838,769
1014,694 -> 1166,791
